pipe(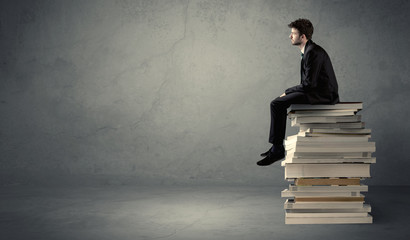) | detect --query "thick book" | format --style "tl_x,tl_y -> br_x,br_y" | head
285,132 -> 371,144
285,134 -> 371,144
284,163 -> 371,179
282,157 -> 376,164
294,195 -> 365,202
289,102 -> 363,111
284,199 -> 364,209
288,184 -> 368,192
286,150 -> 373,159
286,211 -> 369,218
288,109 -> 356,117
285,205 -> 371,218
301,128 -> 371,135
290,115 -> 362,125
295,122 -> 365,128
285,215 -> 372,224
285,204 -> 371,213
281,189 -> 362,198
294,178 -> 361,186
285,142 -> 376,153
